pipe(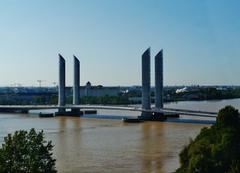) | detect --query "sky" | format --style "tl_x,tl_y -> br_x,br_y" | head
0,0 -> 239,87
